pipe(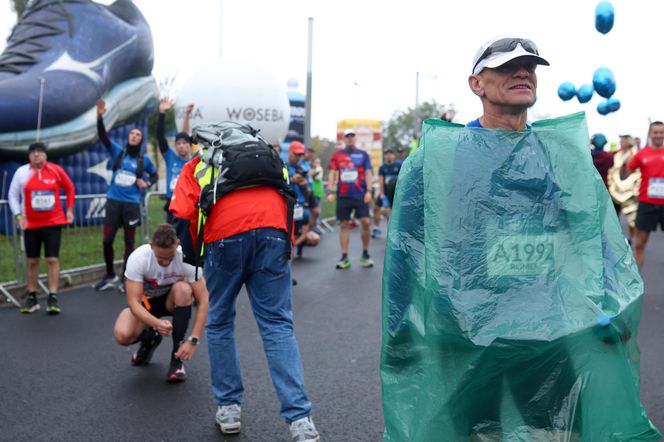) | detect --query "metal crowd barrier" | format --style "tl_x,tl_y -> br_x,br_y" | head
0,191 -> 167,305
